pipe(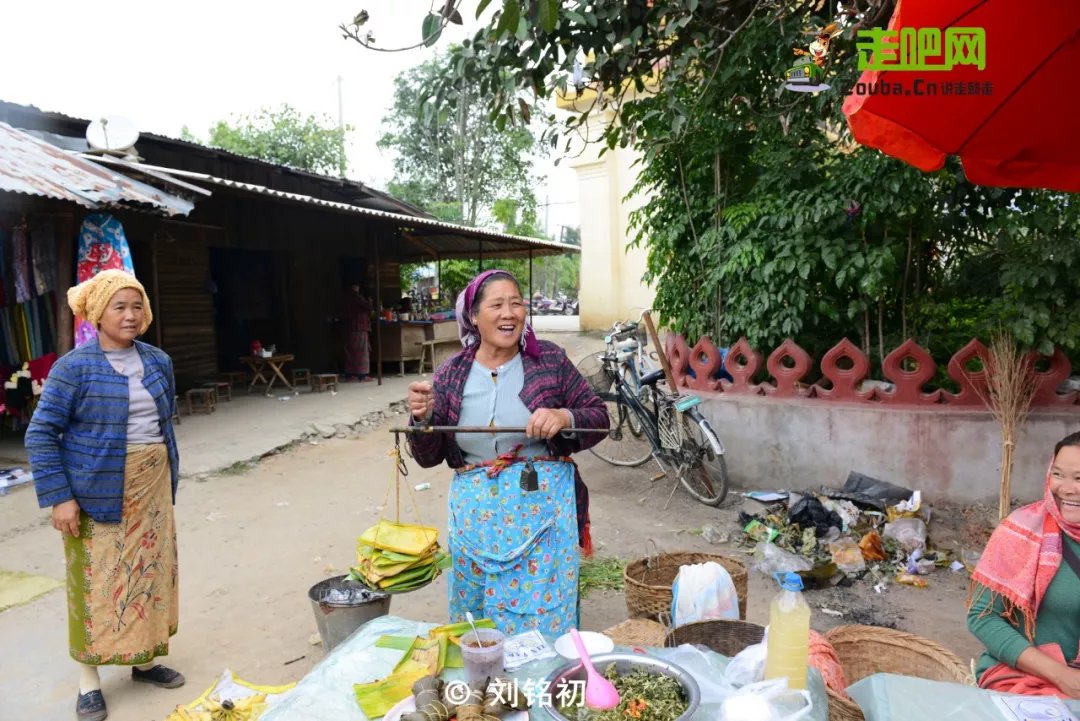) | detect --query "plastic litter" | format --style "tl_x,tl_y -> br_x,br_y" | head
754,542 -> 814,576
788,497 -> 843,538
858,531 -> 886,561
883,518 -> 927,553
828,538 -> 866,574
